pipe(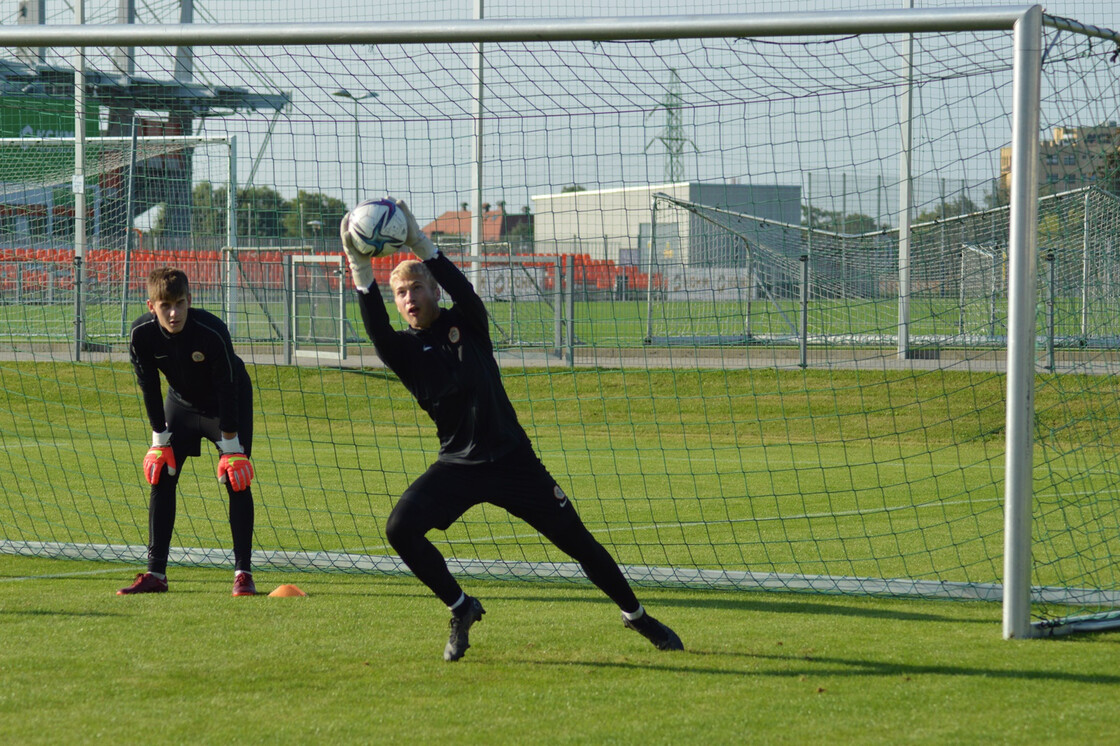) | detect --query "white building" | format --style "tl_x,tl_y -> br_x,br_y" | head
531,182 -> 801,267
